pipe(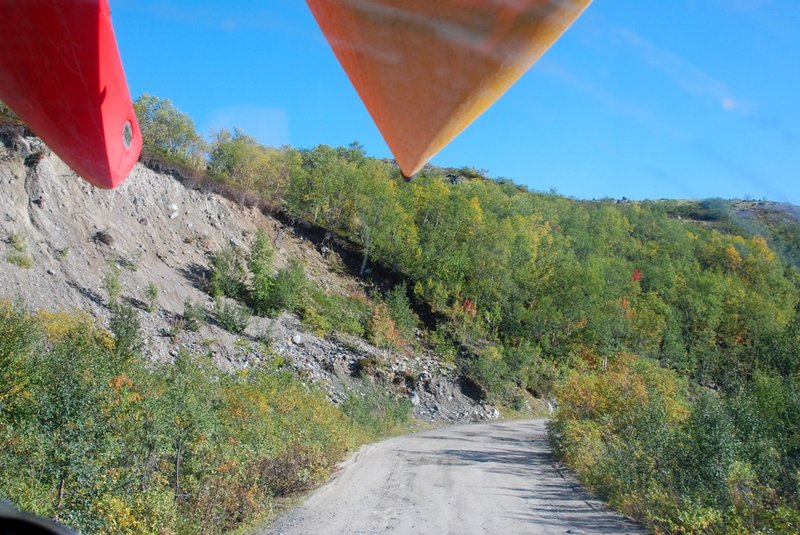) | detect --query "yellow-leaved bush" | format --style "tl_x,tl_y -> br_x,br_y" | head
551,354 -> 800,534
